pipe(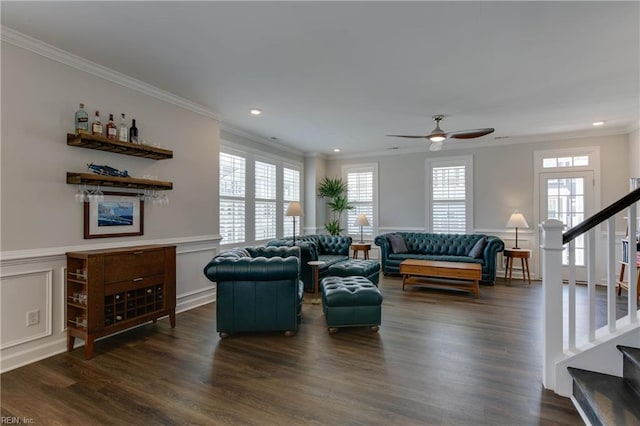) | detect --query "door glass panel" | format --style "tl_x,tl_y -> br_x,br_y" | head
547,177 -> 586,266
